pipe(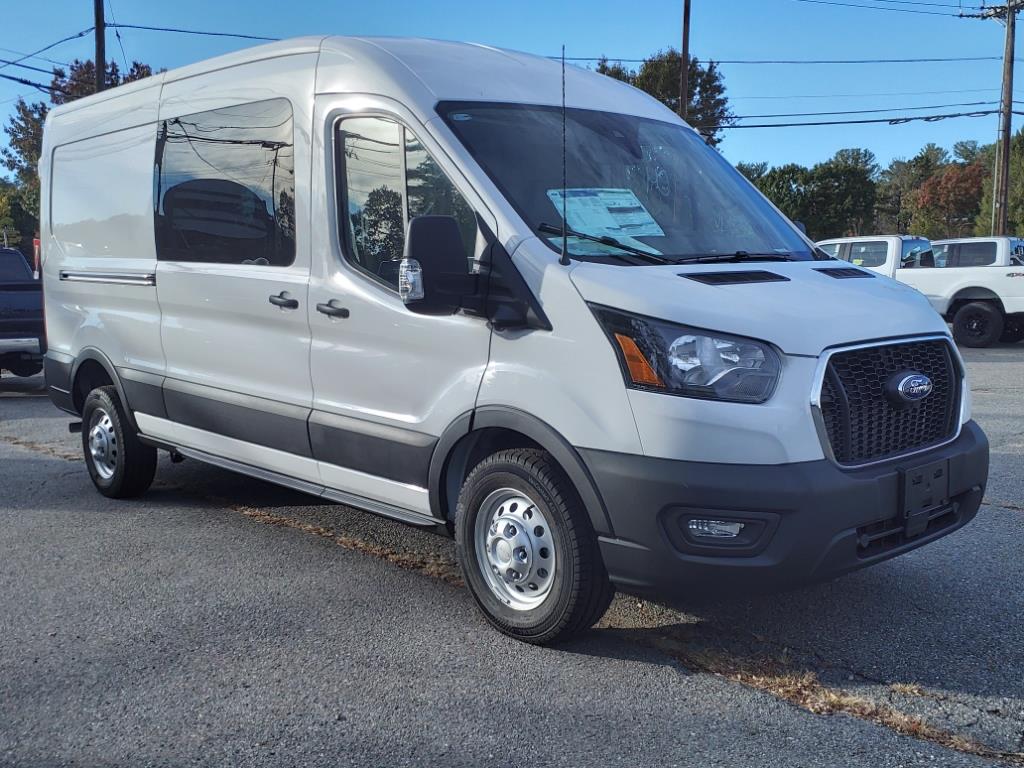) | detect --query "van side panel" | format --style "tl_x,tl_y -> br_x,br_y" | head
44,122 -> 164,380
